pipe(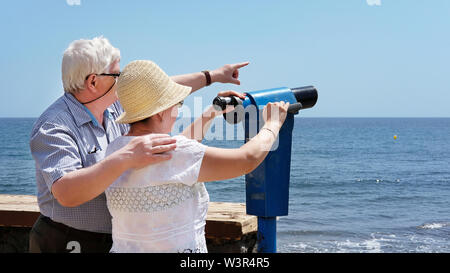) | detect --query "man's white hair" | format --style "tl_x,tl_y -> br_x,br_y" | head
62,36 -> 121,94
